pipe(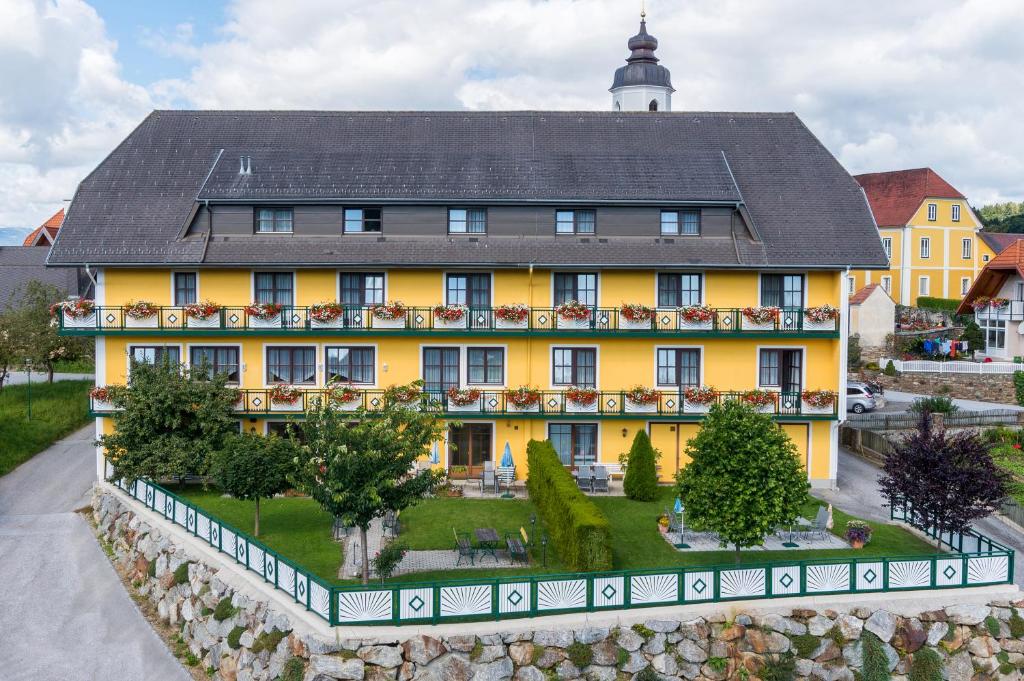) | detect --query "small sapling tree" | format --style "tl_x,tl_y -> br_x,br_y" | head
622,429 -> 660,501
210,432 -> 296,536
